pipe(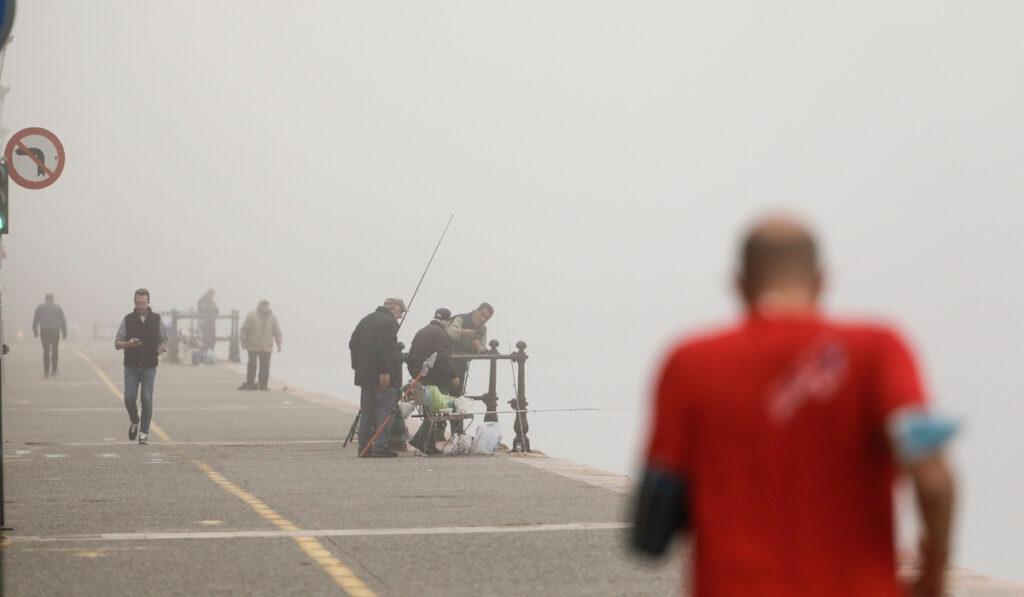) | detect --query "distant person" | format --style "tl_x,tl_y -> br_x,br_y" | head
446,302 -> 494,396
115,288 -> 168,445
349,298 -> 406,458
407,308 -> 460,455
238,299 -> 283,390
632,216 -> 956,597
197,288 -> 219,352
32,293 -> 67,378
